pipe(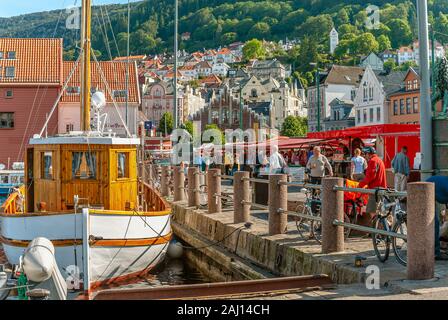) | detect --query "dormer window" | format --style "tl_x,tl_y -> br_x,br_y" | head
0,52 -> 3,59
7,51 -> 16,59
113,90 -> 127,98
5,67 -> 15,78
